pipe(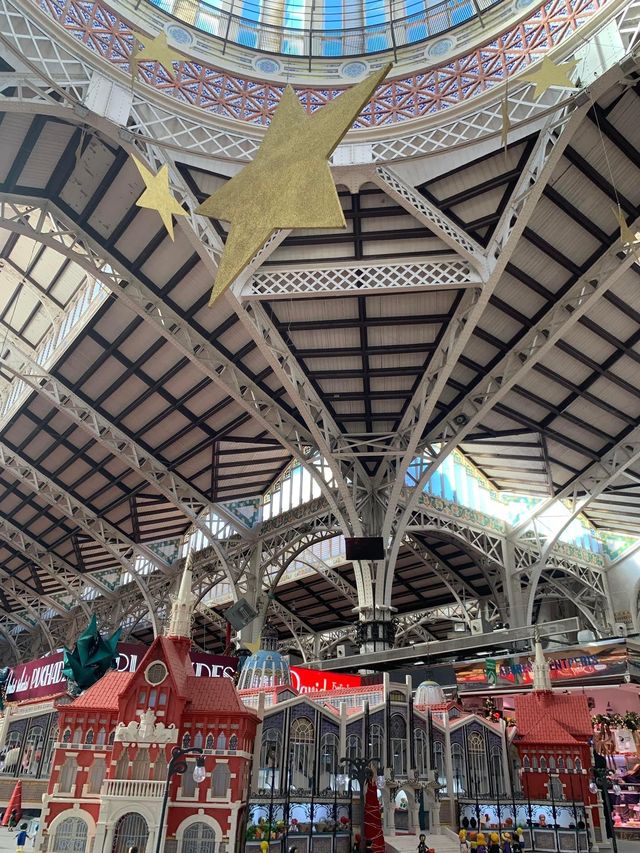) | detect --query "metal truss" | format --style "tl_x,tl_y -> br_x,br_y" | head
0,6 -> 345,531
372,168 -> 487,269
232,297 -> 369,538
241,258 -> 480,299
0,439 -> 164,633
0,340 -> 247,584
376,60 -> 637,609
535,573 -> 610,635
0,536 -> 89,620
0,191 -> 356,531
0,574 -> 55,650
0,0 -> 627,171
294,553 -> 358,607
511,420 -> 640,552
403,535 -> 478,623
404,500 -> 505,584
0,514 -> 116,601
379,93 -> 593,564
394,602 -> 480,645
